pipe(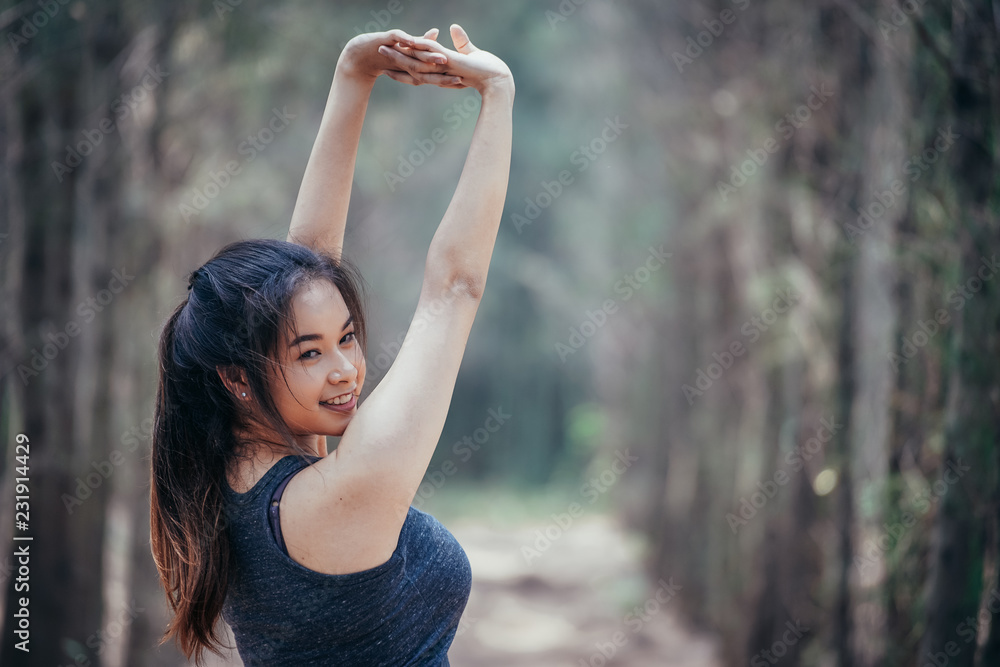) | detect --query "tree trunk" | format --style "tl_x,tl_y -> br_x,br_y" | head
920,3 -> 999,663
